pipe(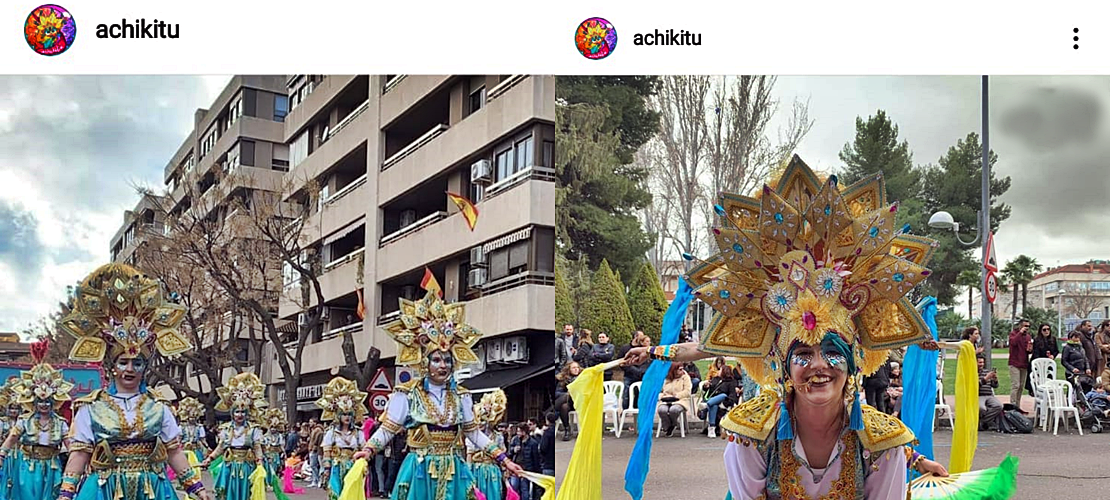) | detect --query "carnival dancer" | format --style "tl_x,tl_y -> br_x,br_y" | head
177,397 -> 209,466
200,372 -> 266,500
623,157 -> 955,499
469,390 -> 509,500
315,377 -> 368,500
261,408 -> 288,487
352,290 -> 524,499
0,376 -> 23,500
0,341 -> 73,500
55,263 -> 211,500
